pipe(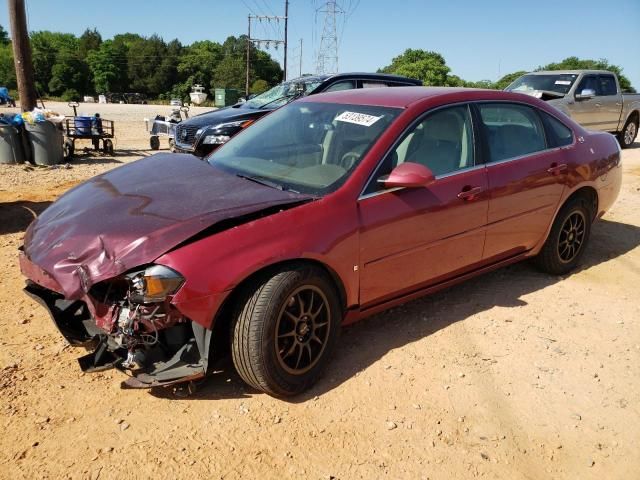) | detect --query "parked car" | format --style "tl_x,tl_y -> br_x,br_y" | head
174,72 -> 422,157
504,70 -> 640,148
20,87 -> 622,396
